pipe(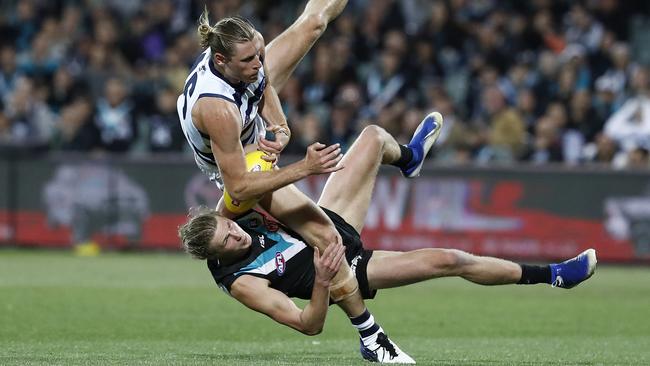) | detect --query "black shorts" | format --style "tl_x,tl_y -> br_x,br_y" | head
321,207 -> 377,300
